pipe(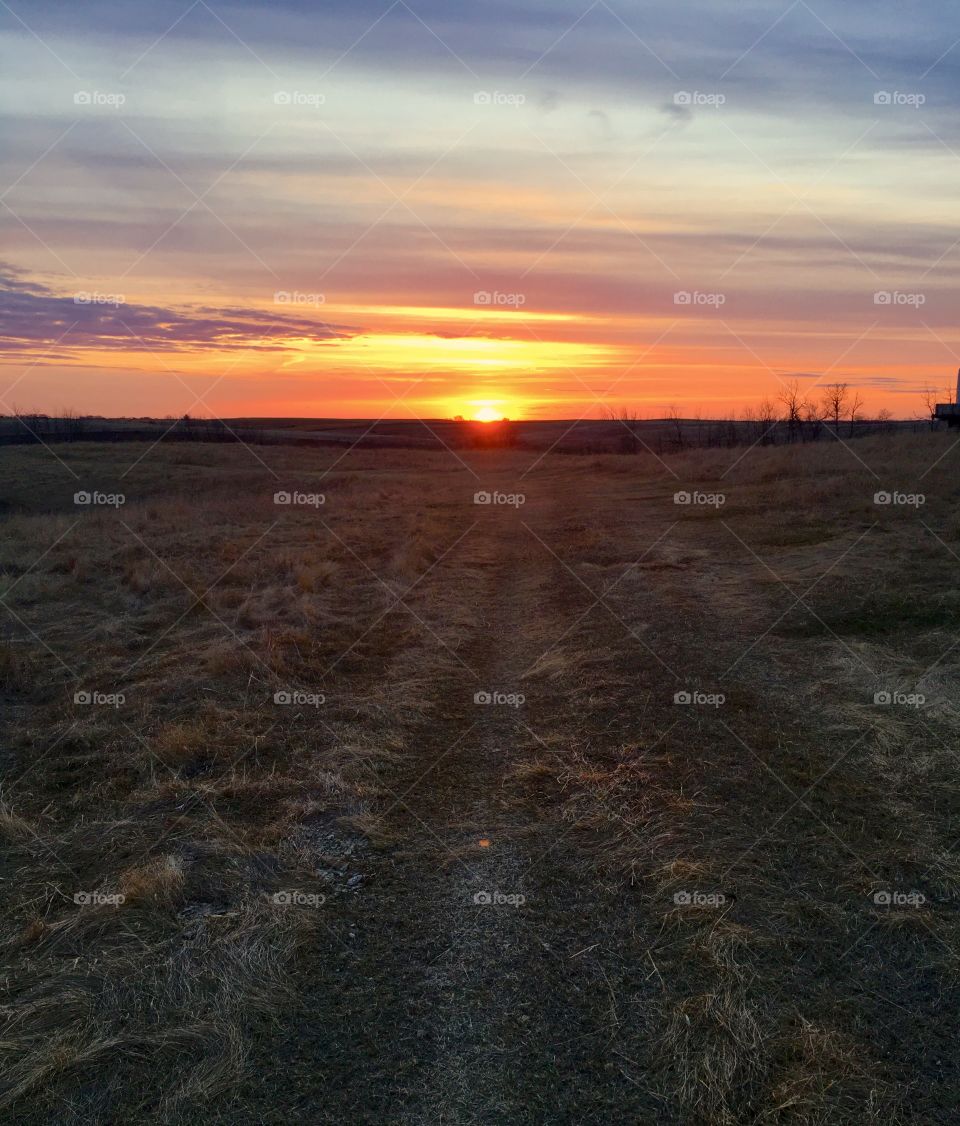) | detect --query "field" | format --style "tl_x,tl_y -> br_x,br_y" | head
0,412 -> 925,456
1,434 -> 959,1123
